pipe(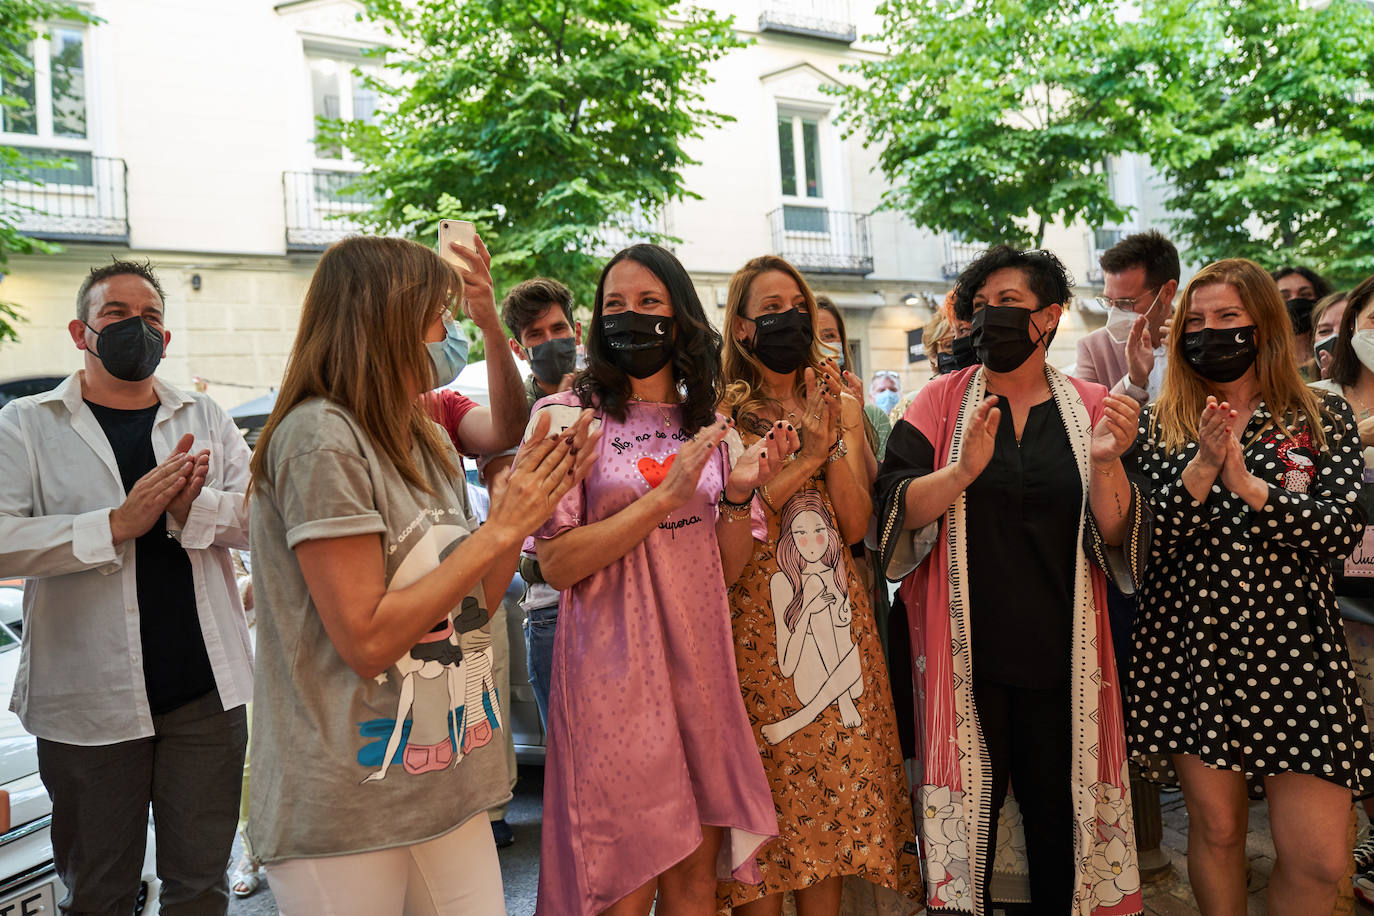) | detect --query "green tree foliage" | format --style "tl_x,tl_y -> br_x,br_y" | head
333,0 -> 743,323
1137,0 -> 1374,282
0,1 -> 93,346
836,0 -> 1142,249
